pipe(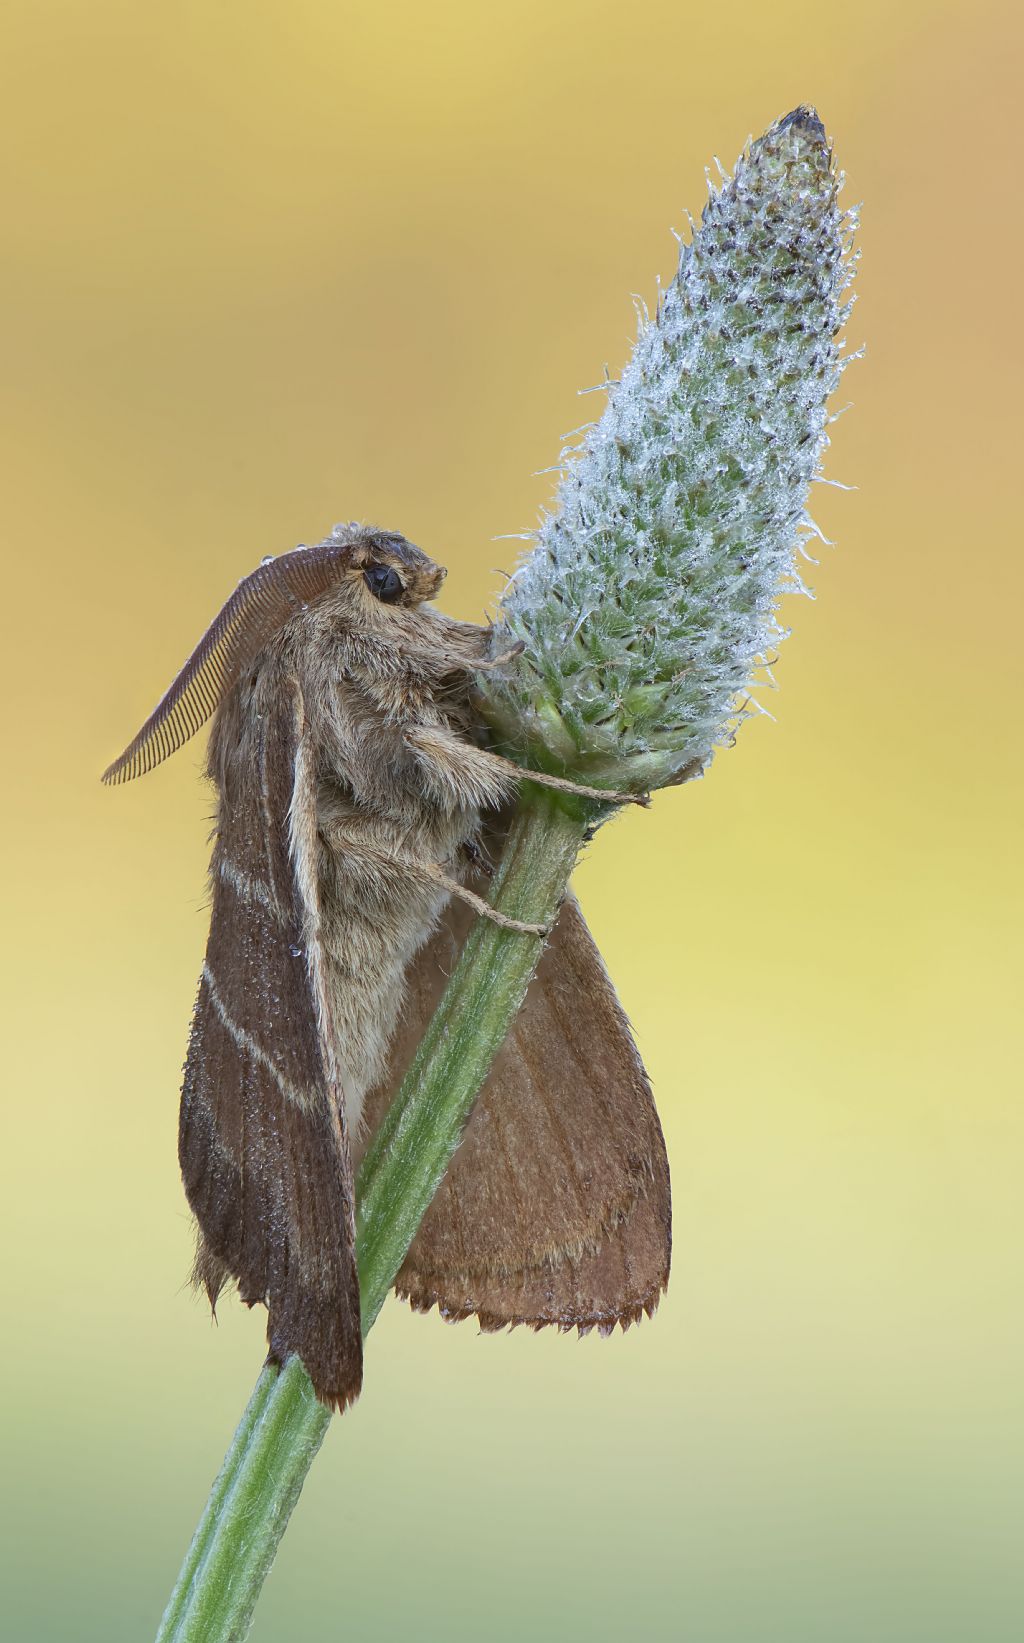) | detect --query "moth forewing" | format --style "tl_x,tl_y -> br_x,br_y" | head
181,672 -> 362,1409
